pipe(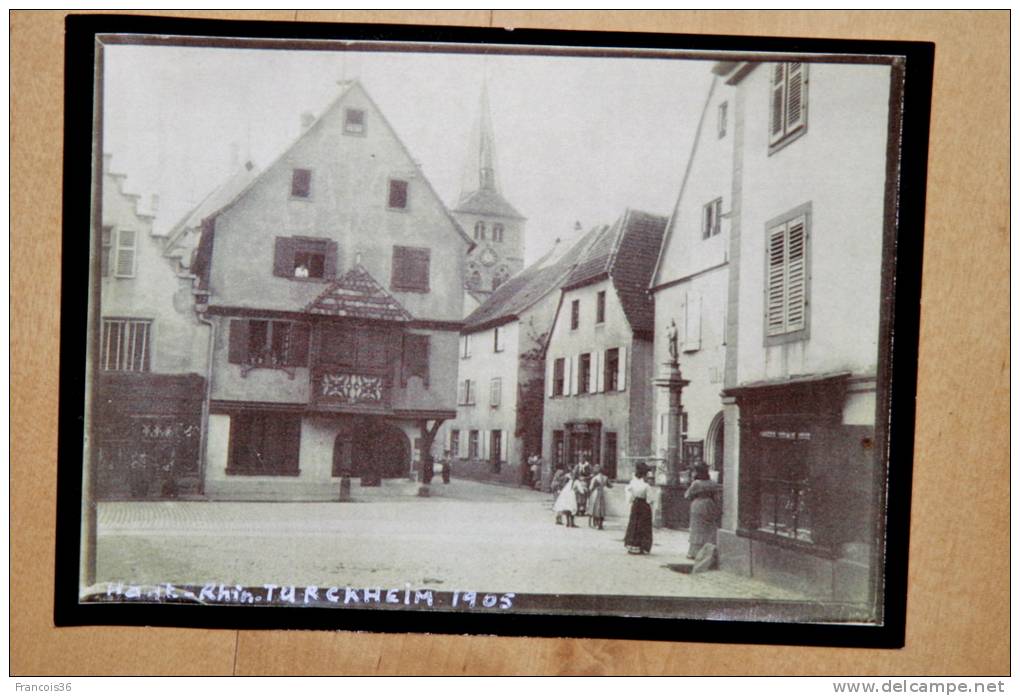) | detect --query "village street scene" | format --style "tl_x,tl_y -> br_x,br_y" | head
87,44 -> 893,612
